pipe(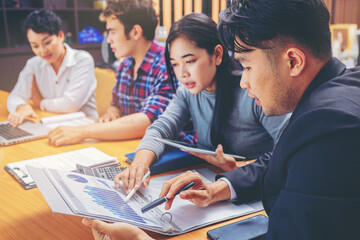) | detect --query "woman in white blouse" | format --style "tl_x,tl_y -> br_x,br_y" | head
7,10 -> 98,126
